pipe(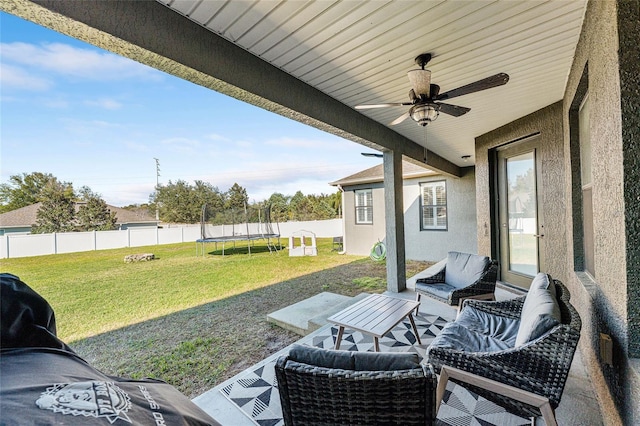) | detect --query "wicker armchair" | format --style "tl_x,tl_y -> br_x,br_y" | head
415,252 -> 498,306
275,344 -> 437,425
427,279 -> 581,425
